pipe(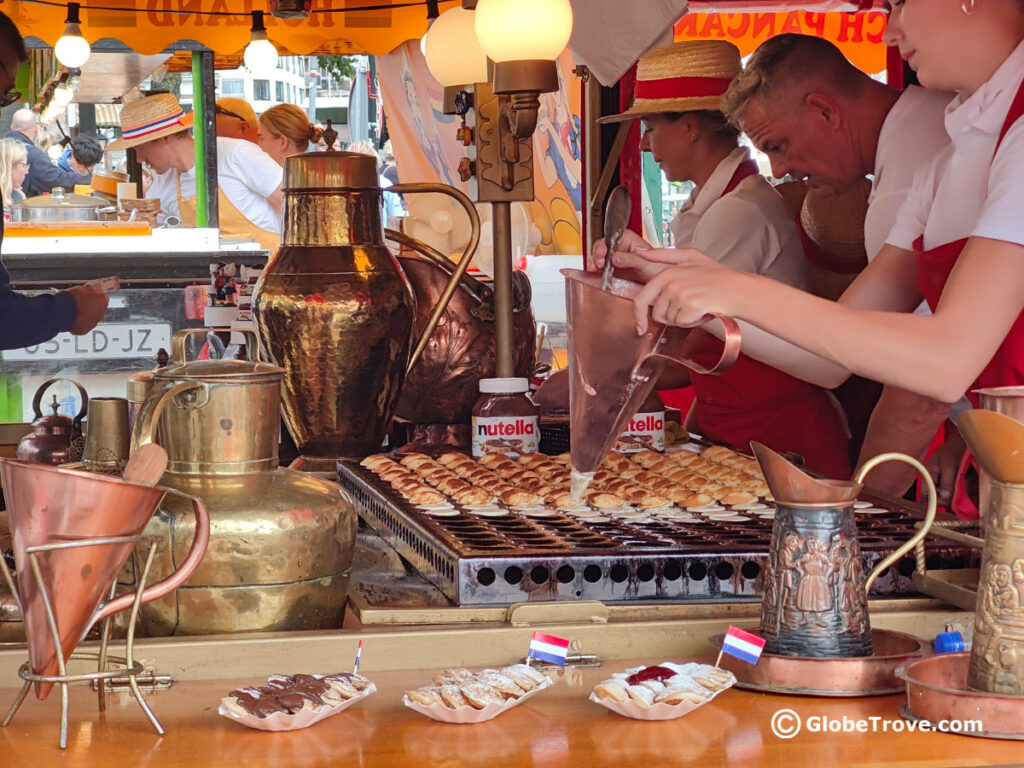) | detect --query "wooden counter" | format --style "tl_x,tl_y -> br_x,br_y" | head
0,660 -> 1020,767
